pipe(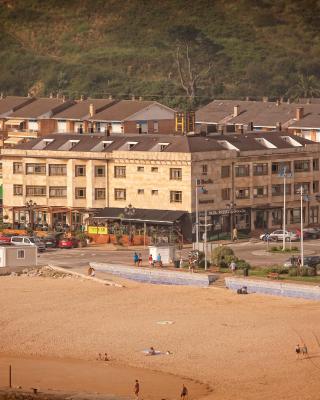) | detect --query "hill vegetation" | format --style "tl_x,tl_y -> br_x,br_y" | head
1,0 -> 320,108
